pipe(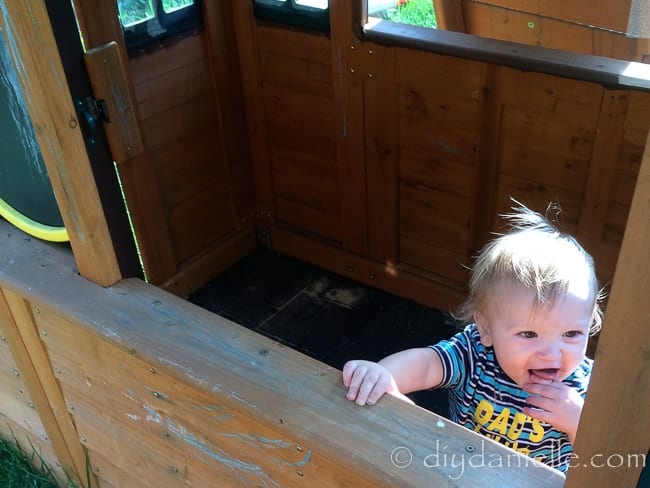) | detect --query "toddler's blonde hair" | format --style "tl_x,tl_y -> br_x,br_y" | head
456,201 -> 603,334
